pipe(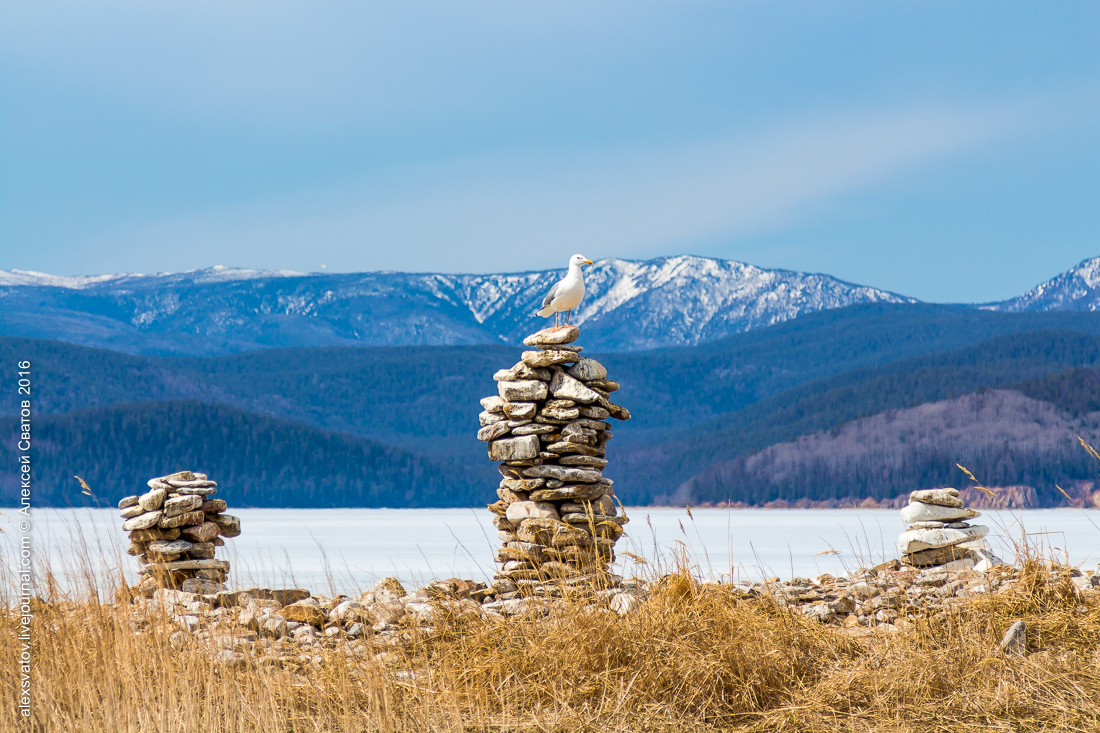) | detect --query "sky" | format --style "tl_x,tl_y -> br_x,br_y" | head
0,1 -> 1097,303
